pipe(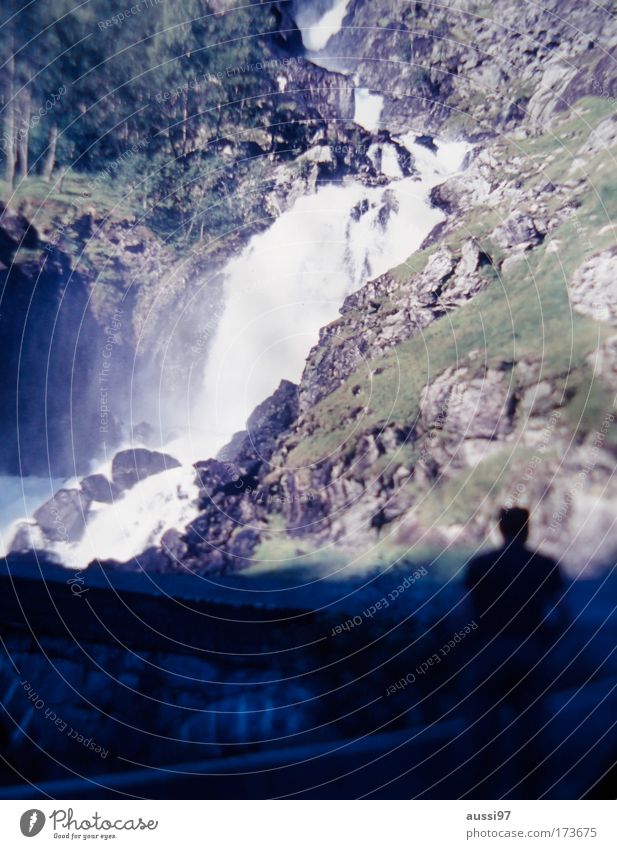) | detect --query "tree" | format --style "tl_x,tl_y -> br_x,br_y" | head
2,50 -> 16,186
14,85 -> 30,182
41,123 -> 58,181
